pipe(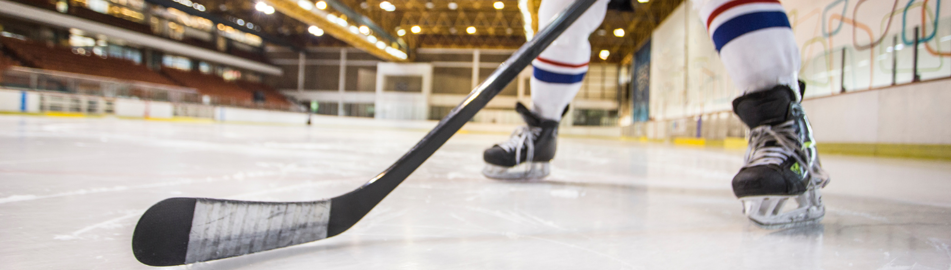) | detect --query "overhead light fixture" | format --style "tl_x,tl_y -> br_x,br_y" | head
349,25 -> 359,34
493,1 -> 503,9
411,25 -> 421,34
308,25 -> 324,36
599,50 -> 610,60
359,25 -> 370,35
316,1 -> 327,10
613,28 -> 625,37
255,2 -> 274,14
638,0 -> 648,2
448,2 -> 457,10
376,41 -> 386,49
367,35 -> 377,43
298,0 -> 313,10
466,26 -> 476,34
380,1 -> 395,12
397,29 -> 406,36
425,1 -> 434,9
